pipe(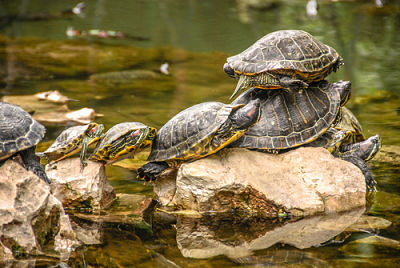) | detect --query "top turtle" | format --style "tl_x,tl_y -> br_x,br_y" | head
224,30 -> 343,99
